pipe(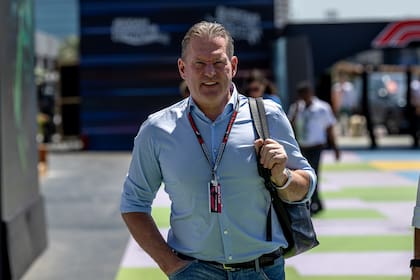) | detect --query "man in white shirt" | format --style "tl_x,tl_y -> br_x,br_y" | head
288,81 -> 340,215
331,73 -> 357,136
